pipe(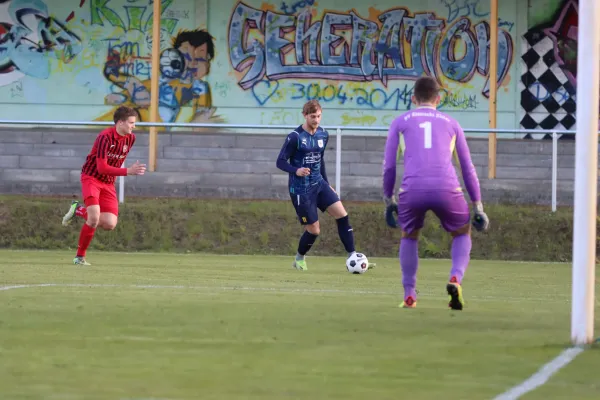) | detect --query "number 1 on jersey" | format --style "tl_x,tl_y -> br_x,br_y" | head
419,121 -> 432,149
